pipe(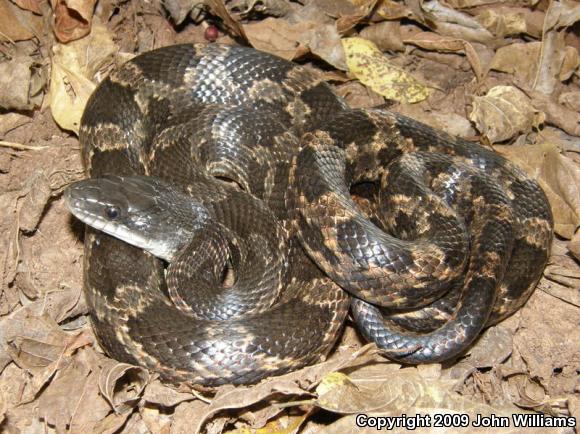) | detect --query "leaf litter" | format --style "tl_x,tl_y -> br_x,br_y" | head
0,0 -> 578,432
